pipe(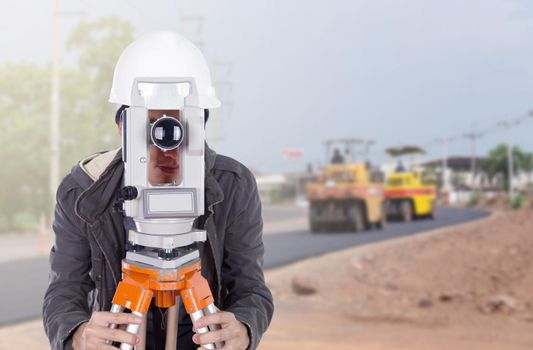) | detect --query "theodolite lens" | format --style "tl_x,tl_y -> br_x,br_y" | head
150,116 -> 184,151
